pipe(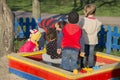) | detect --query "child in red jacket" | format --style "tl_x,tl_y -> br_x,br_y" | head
60,11 -> 82,71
